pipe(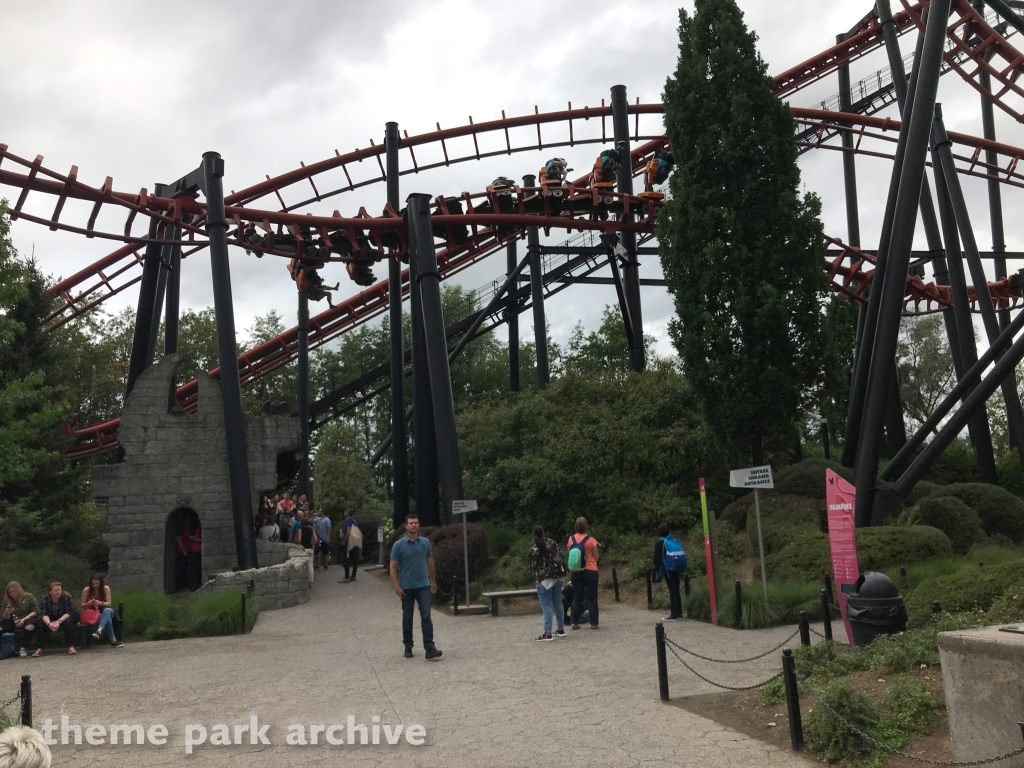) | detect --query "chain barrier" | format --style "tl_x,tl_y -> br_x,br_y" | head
659,643 -> 778,692
664,628 -> 800,664
798,675 -> 1024,766
0,691 -> 21,726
